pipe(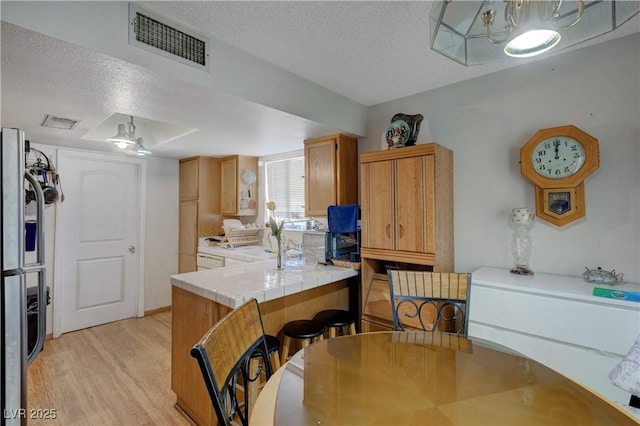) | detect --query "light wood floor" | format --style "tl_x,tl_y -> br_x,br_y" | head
27,311 -> 190,425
